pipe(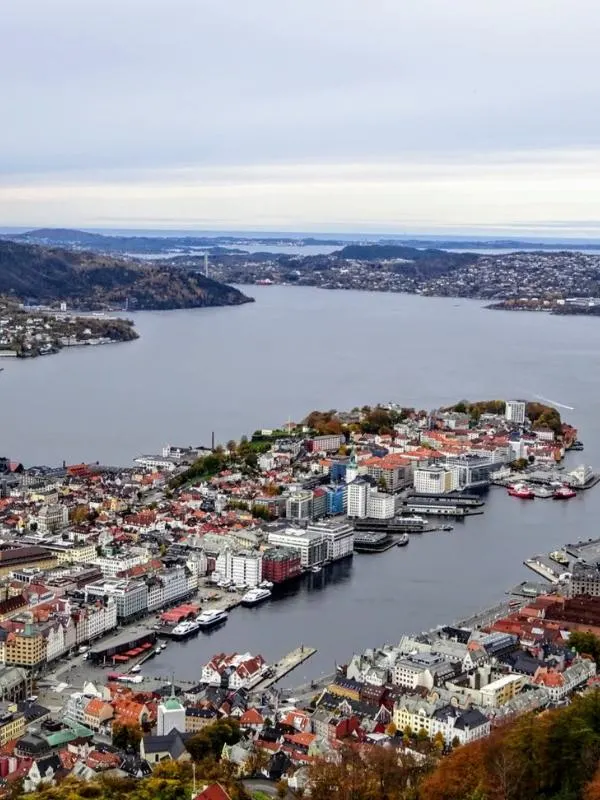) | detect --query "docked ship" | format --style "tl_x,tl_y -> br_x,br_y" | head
241,587 -> 272,607
171,619 -> 201,639
553,485 -> 577,500
507,483 -> 535,499
197,609 -> 229,629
